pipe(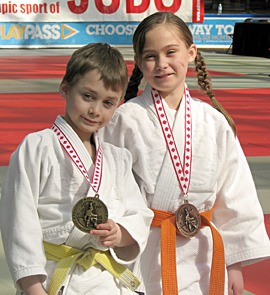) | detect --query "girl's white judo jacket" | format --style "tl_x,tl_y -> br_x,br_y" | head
0,115 -> 153,295
100,84 -> 270,294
